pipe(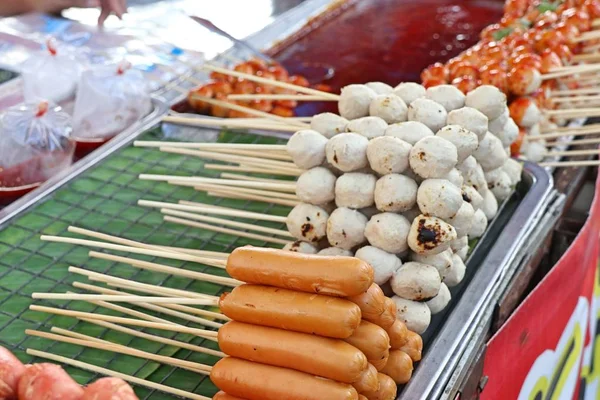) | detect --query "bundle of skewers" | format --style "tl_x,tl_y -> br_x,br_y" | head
22,246 -> 422,400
